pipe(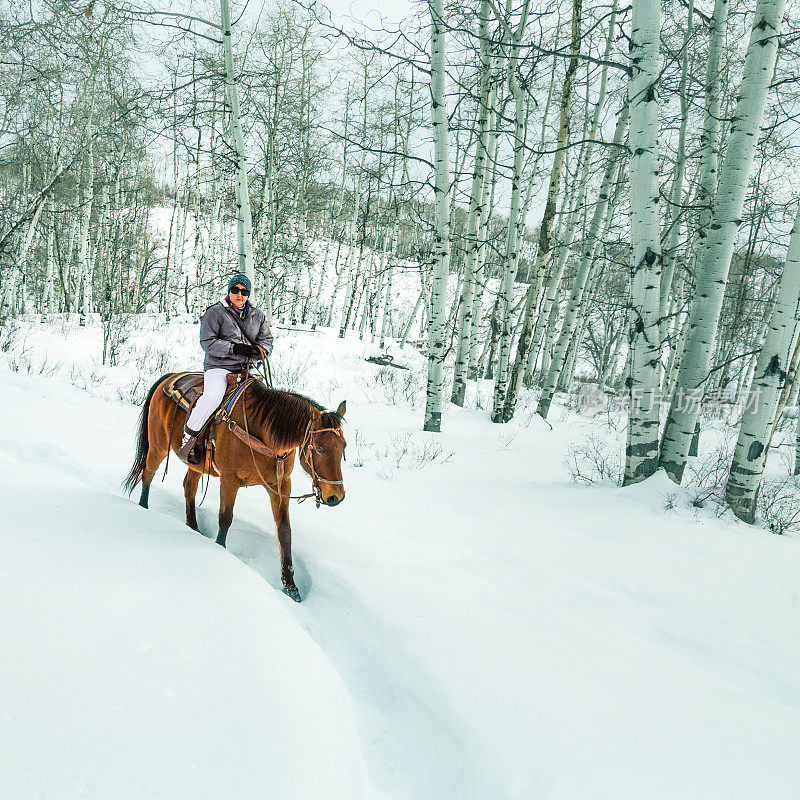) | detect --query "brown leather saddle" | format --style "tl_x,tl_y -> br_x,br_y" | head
163,370 -> 243,410
163,371 -> 249,471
